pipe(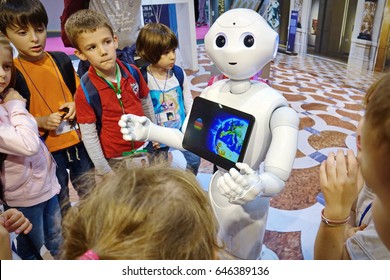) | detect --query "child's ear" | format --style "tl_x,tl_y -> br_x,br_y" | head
113,34 -> 119,49
74,49 -> 88,61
